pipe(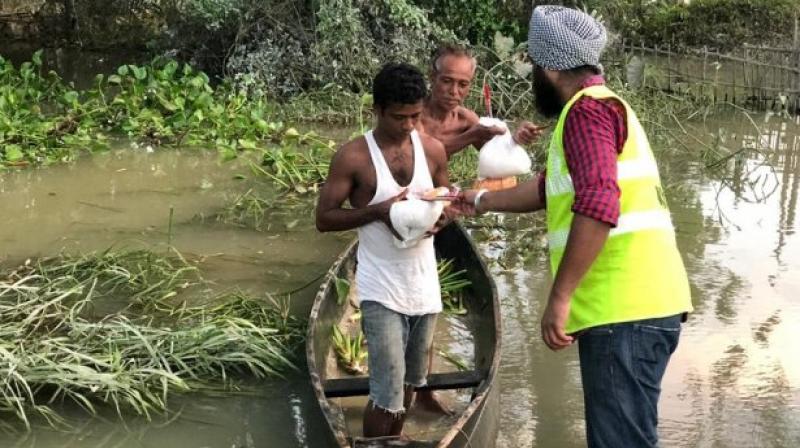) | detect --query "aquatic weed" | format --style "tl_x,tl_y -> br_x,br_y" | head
0,250 -> 304,430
